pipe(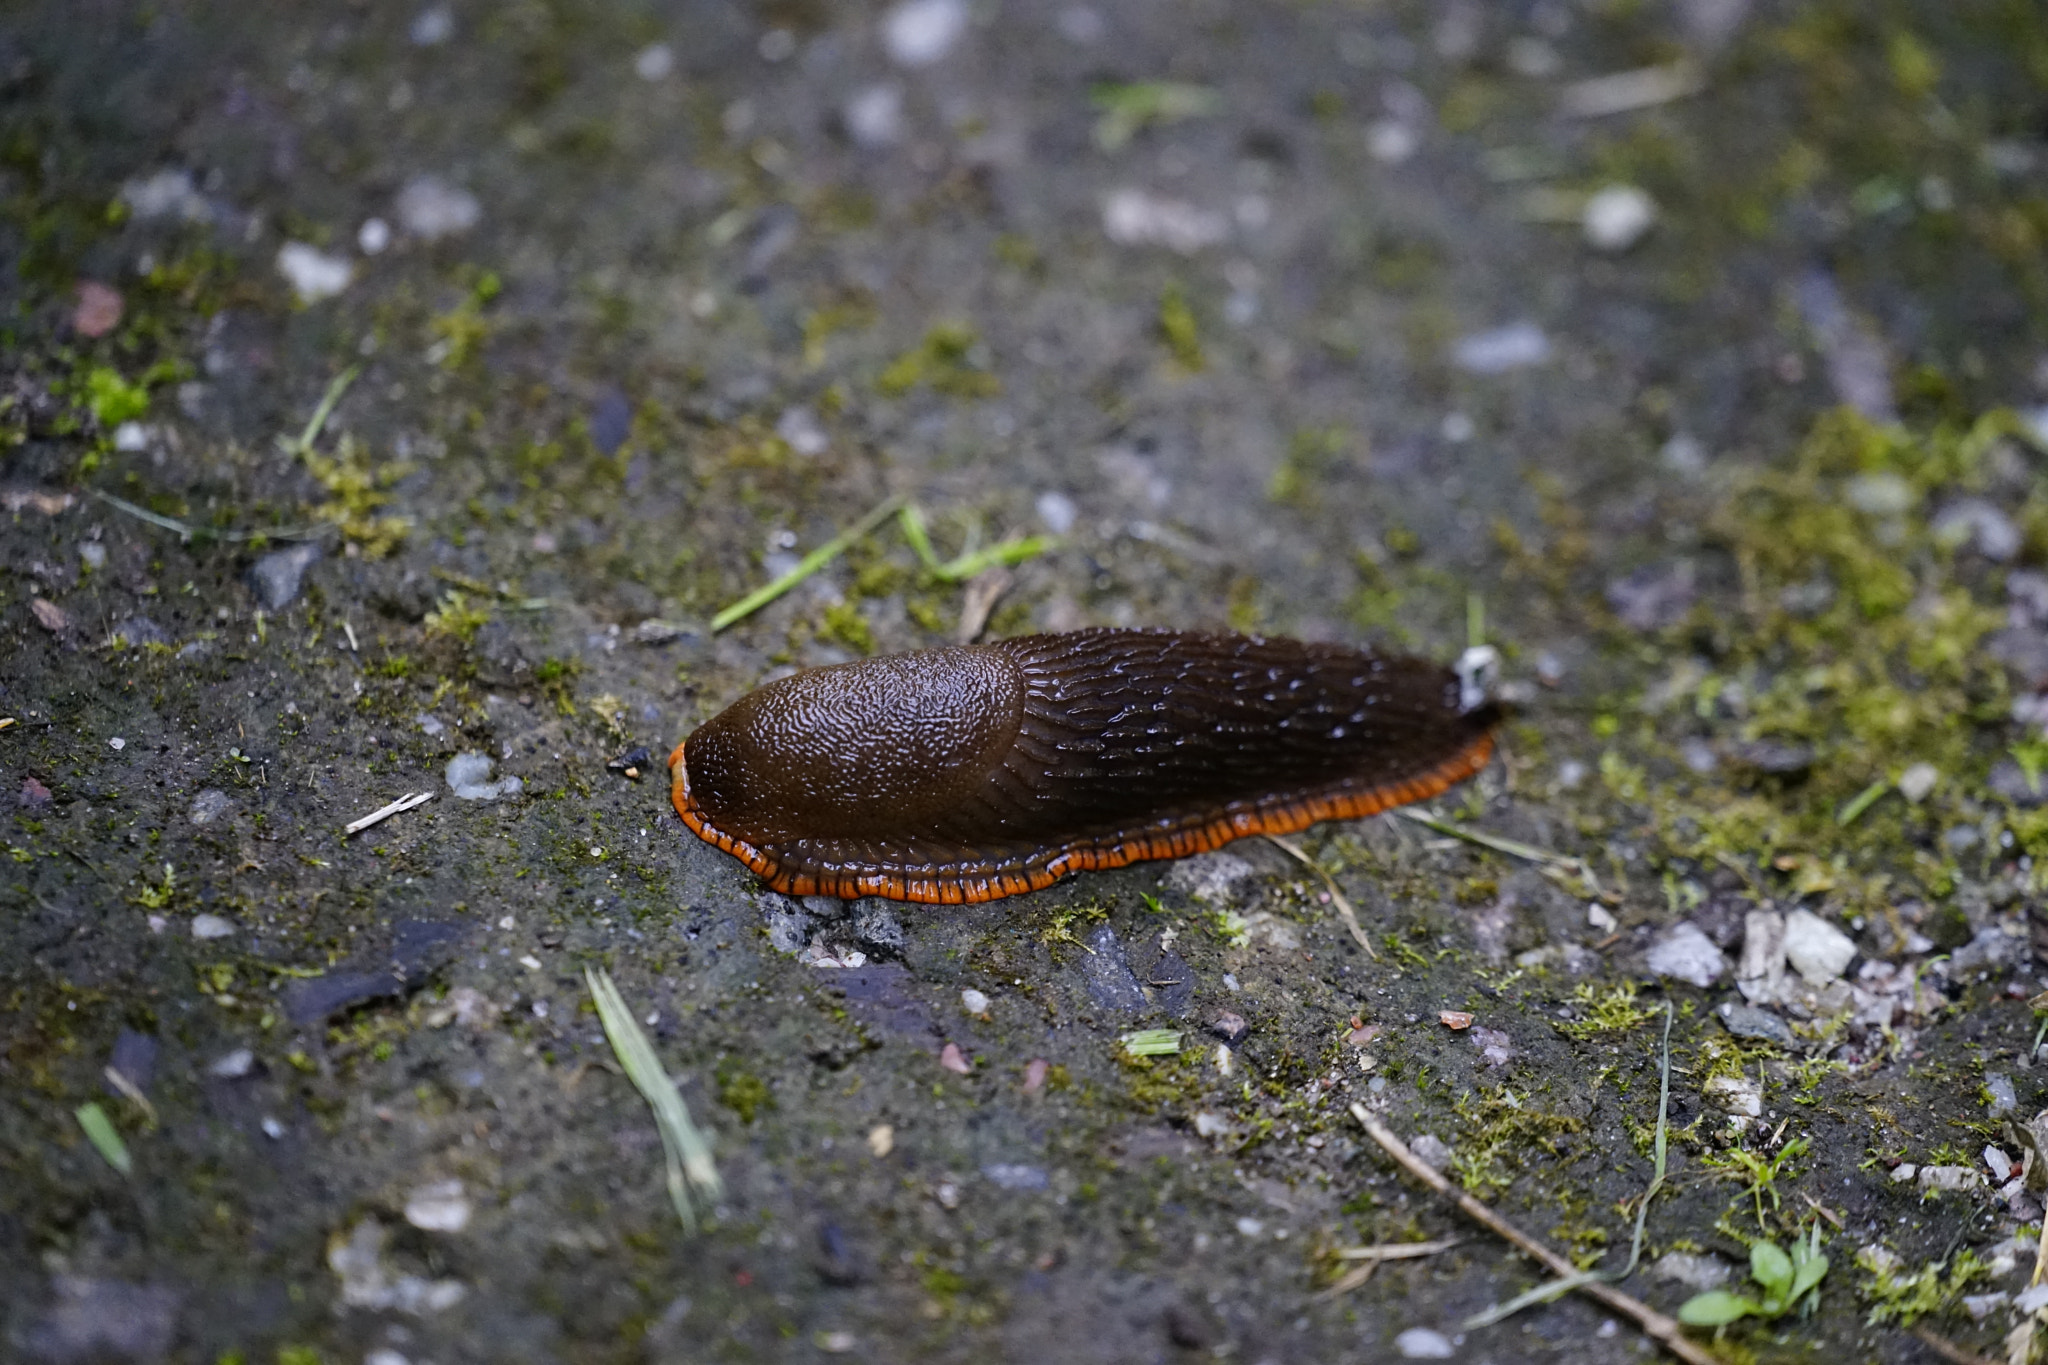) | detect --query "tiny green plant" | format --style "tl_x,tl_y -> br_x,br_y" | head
1678,1226 -> 1829,1328
1701,1134 -> 1810,1228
